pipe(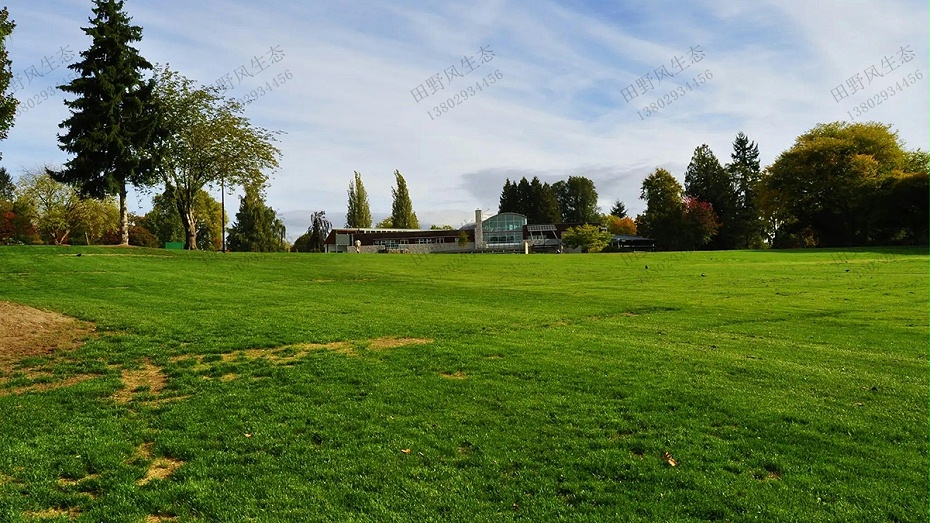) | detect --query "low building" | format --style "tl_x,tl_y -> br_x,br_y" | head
323,210 -> 649,254
609,234 -> 656,251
